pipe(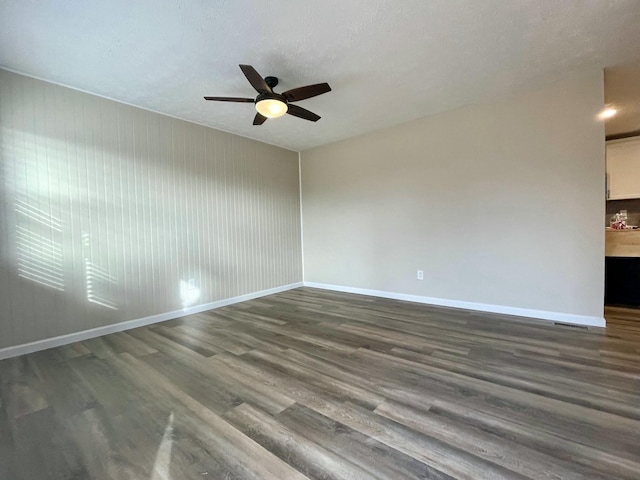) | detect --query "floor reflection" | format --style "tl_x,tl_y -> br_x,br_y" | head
150,412 -> 175,480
